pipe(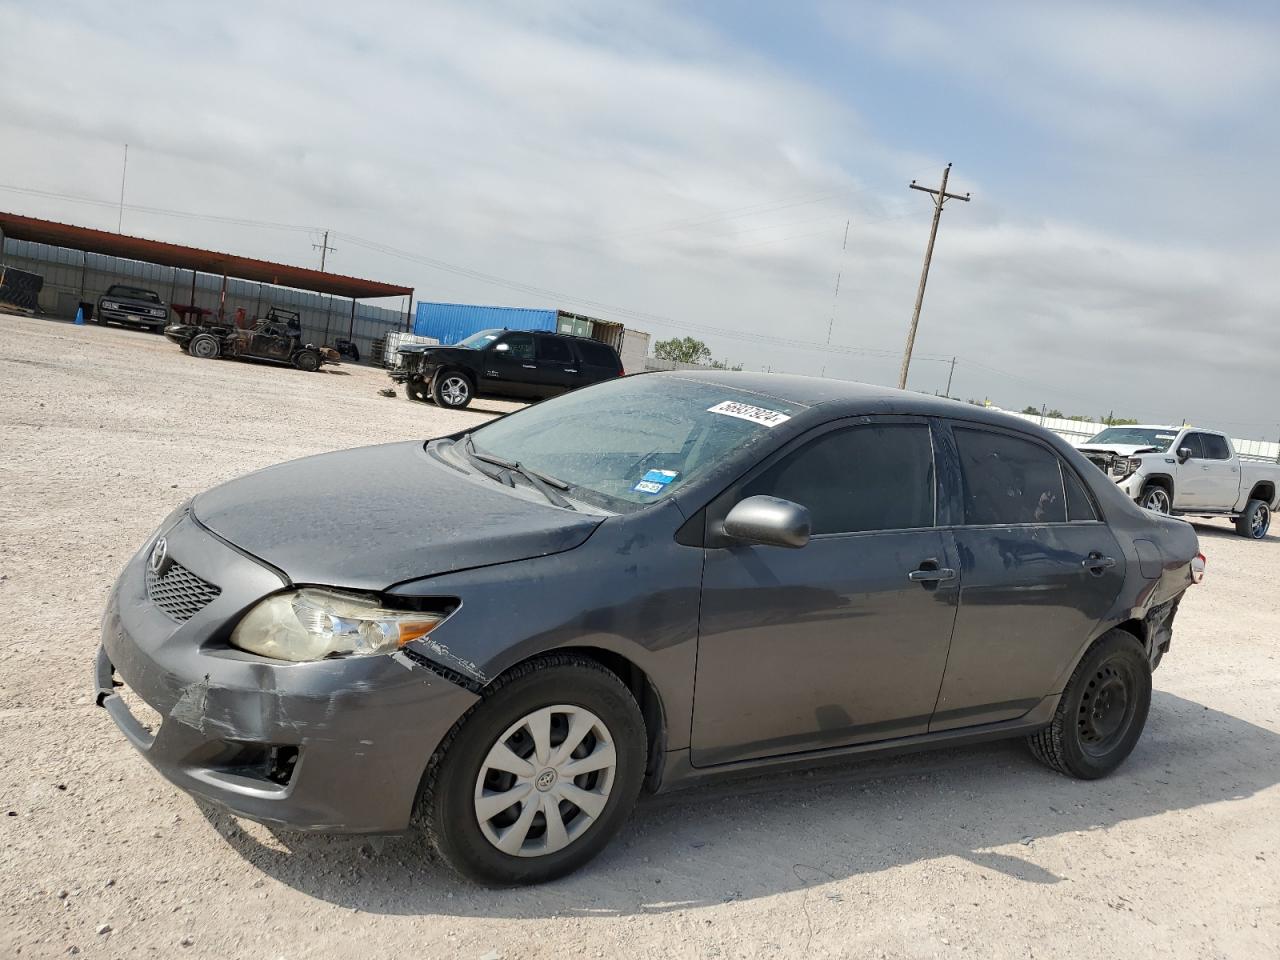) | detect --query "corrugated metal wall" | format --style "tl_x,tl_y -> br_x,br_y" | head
0,237 -> 411,362
413,302 -> 558,344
